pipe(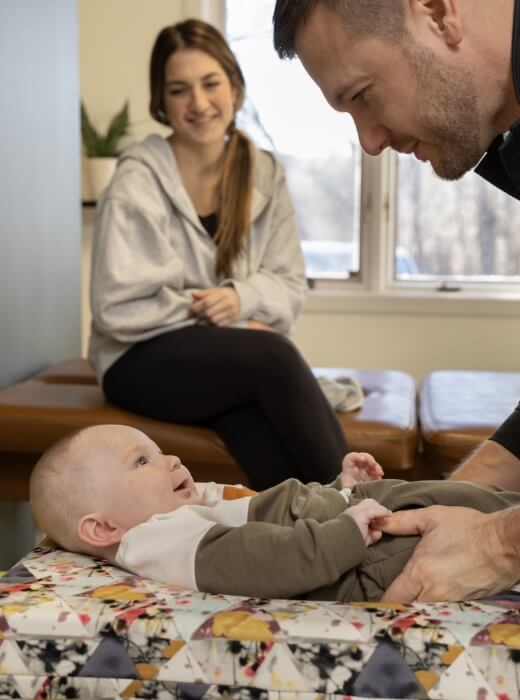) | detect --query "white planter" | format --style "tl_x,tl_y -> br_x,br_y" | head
86,157 -> 117,201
